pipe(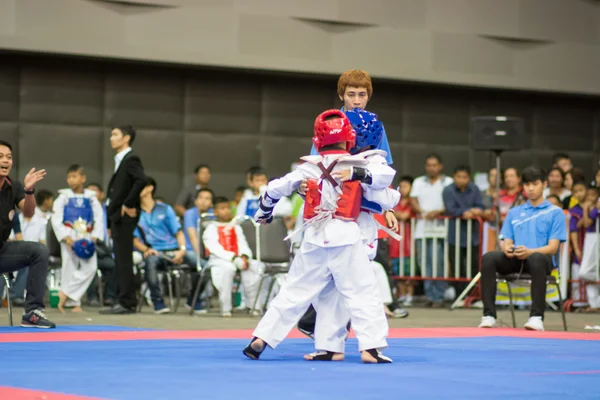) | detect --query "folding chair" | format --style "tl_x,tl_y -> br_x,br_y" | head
250,217 -> 291,314
45,222 -> 62,288
137,256 -> 192,313
2,273 -> 13,326
496,248 -> 567,331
